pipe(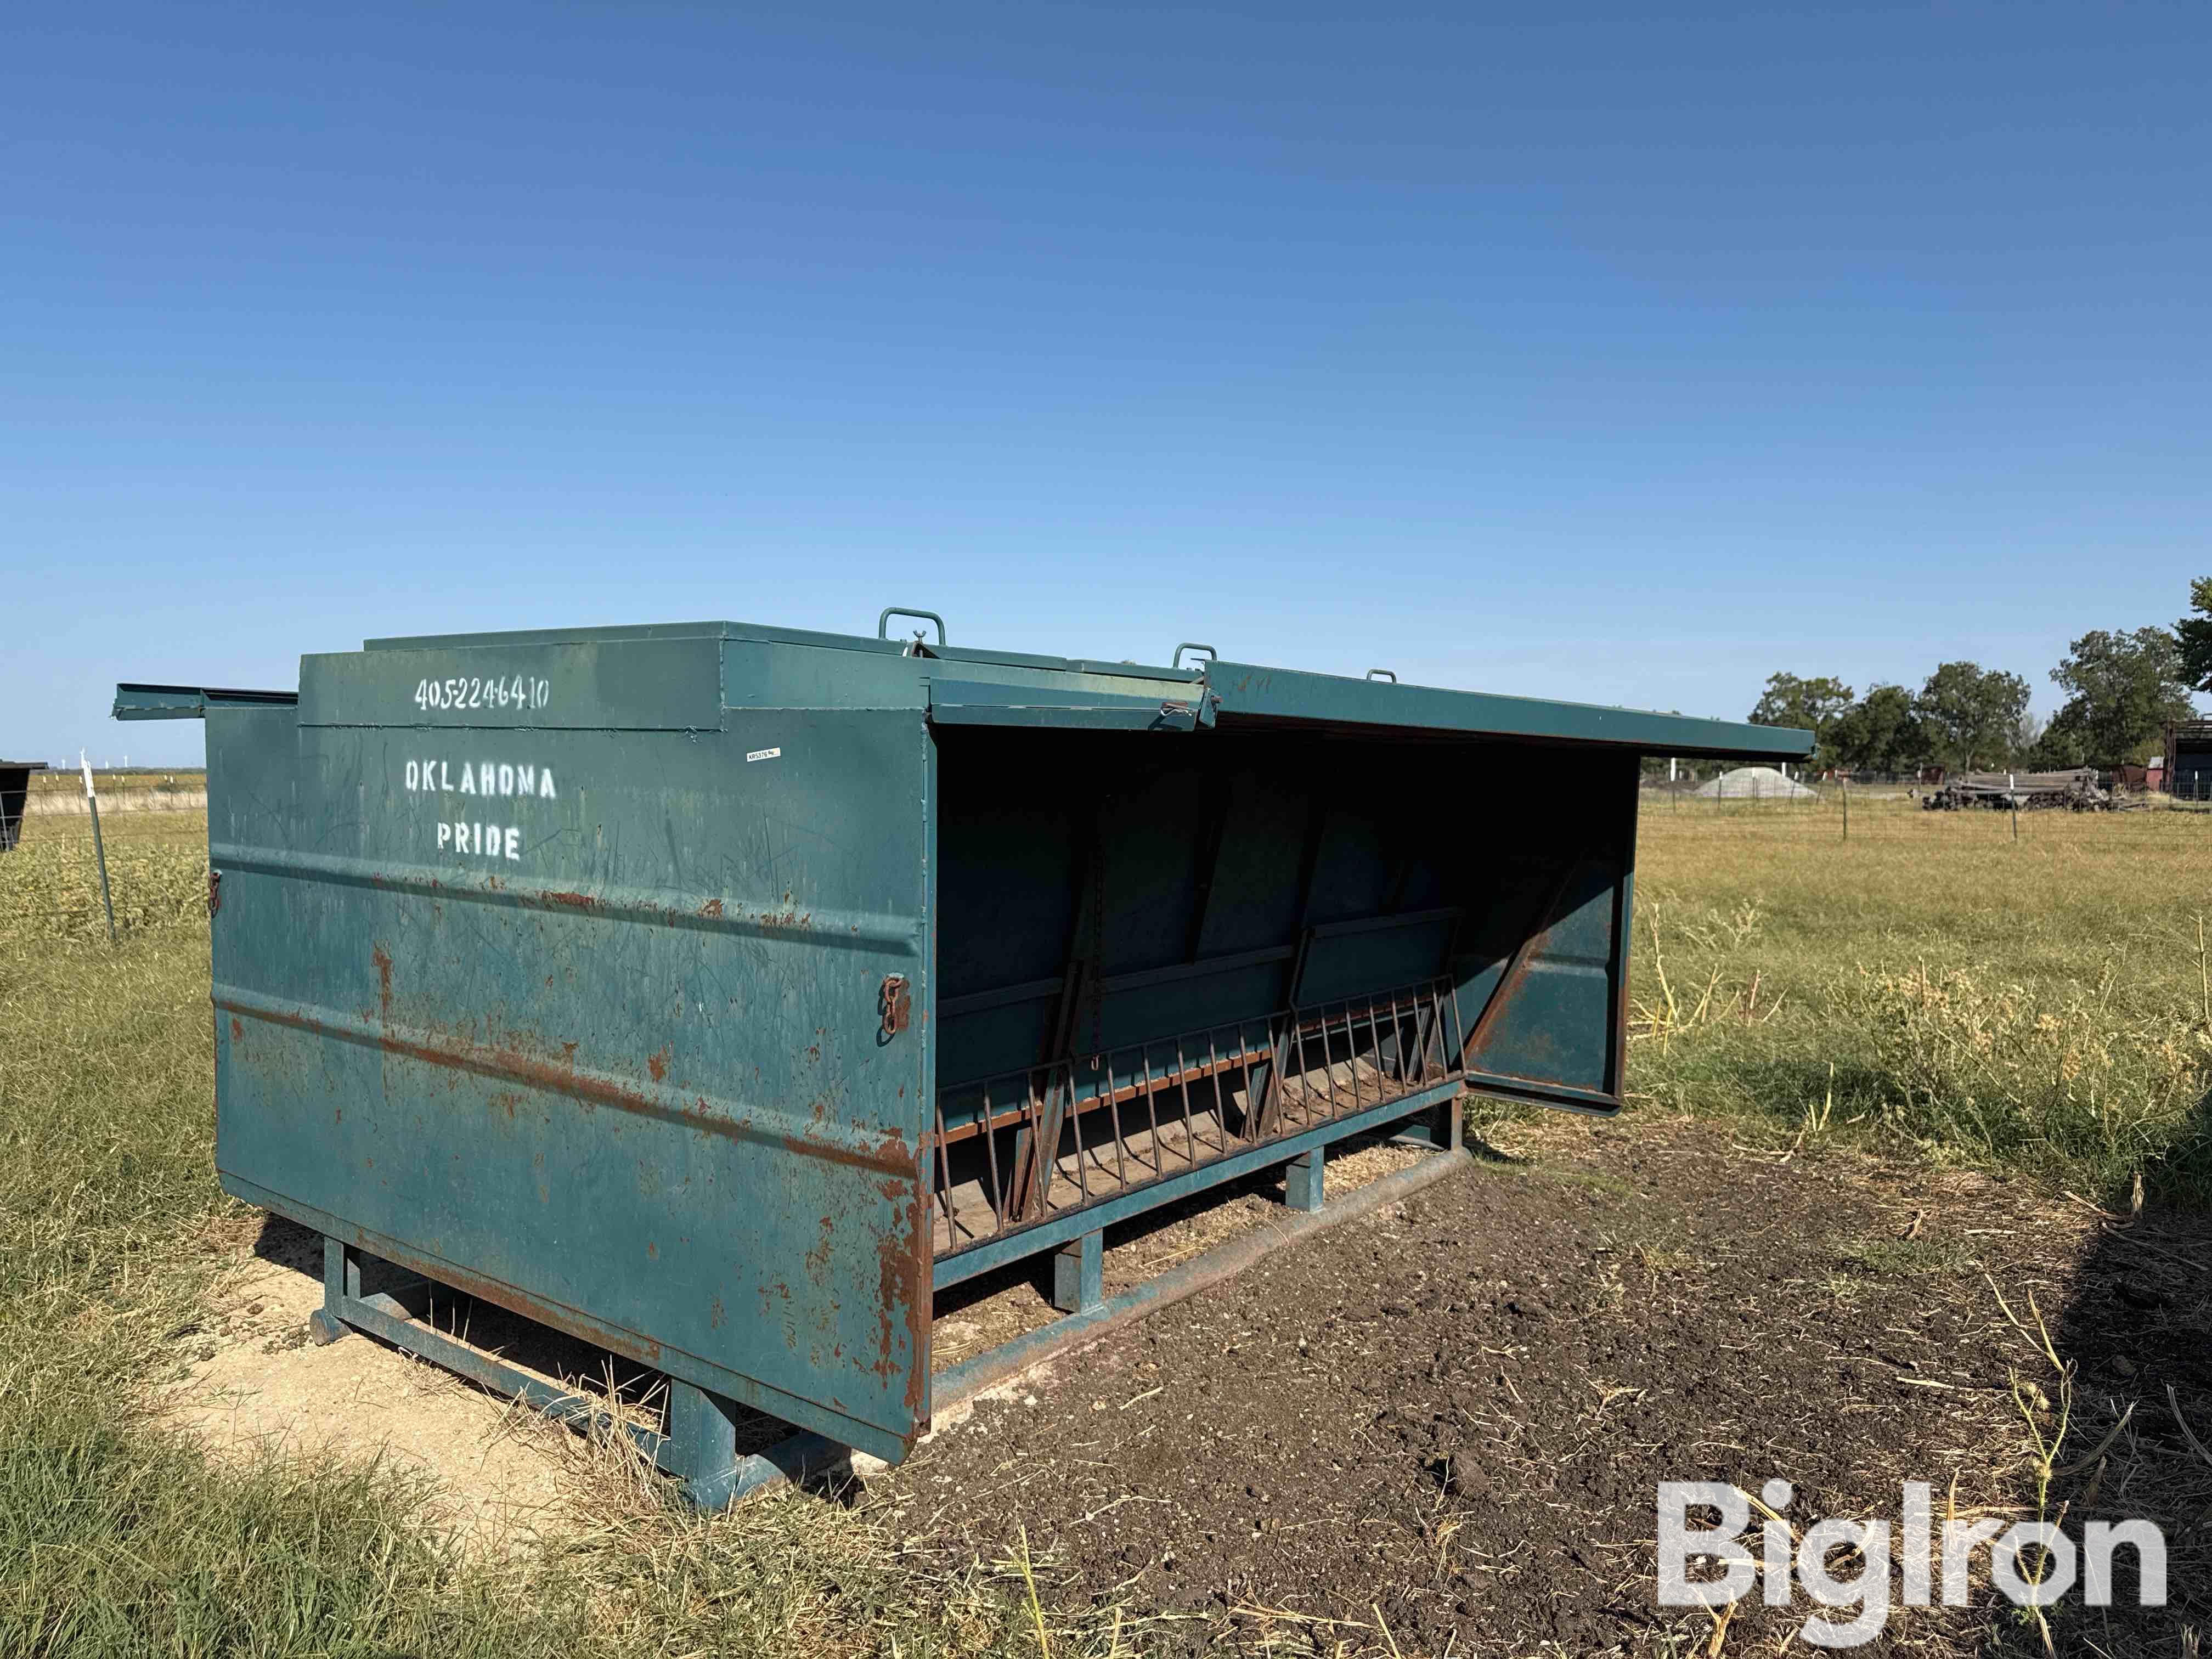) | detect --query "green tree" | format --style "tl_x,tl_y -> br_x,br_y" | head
2176,577 -> 2212,691
2041,627 -> 2196,766
1747,673 -> 1854,764
1915,662 -> 2030,772
1827,684 -> 1929,775
2026,706 -> 2093,769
